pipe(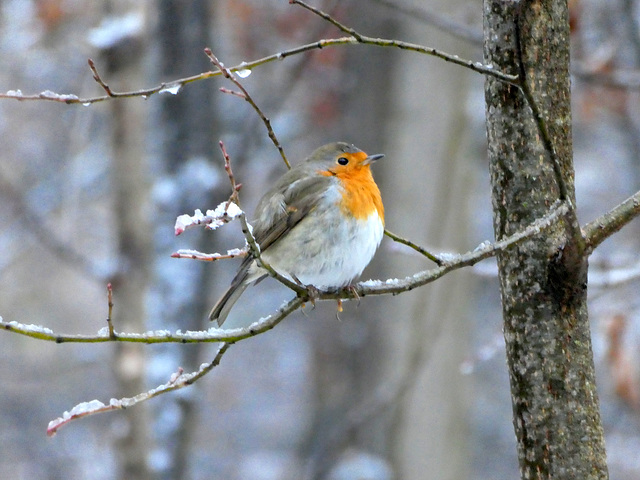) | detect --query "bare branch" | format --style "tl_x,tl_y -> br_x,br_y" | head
370,0 -> 483,45
583,189 -> 640,253
0,21 -> 516,107
88,58 -> 114,96
289,0 -> 363,41
206,50 -> 291,169
106,283 -> 116,339
290,0 -> 517,84
218,140 -> 243,205
384,229 -> 444,265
